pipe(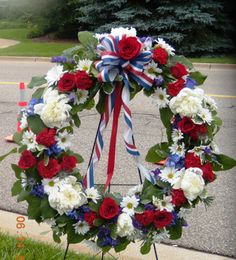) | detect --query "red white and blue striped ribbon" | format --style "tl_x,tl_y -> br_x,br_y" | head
121,84 -> 155,184
85,90 -> 115,188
